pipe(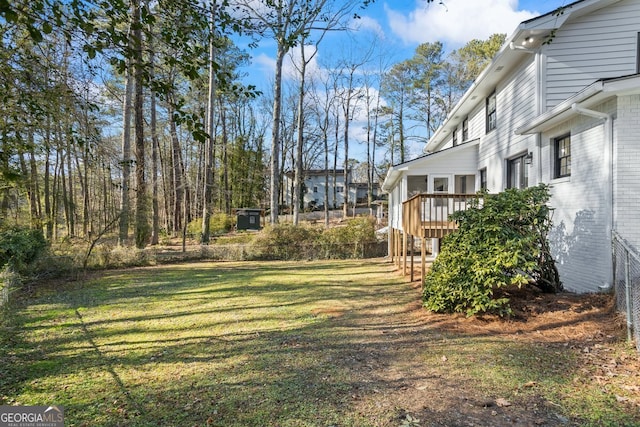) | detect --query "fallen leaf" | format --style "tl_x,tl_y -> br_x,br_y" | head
496,398 -> 512,407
